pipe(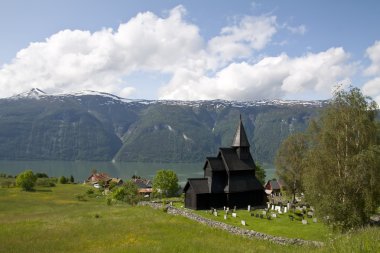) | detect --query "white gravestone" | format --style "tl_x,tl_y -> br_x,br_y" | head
224,214 -> 227,220
241,220 -> 246,226
232,213 -> 237,218
271,213 -> 277,218
284,207 -> 288,213
248,205 -> 251,211
302,220 -> 308,225
313,218 -> 317,223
